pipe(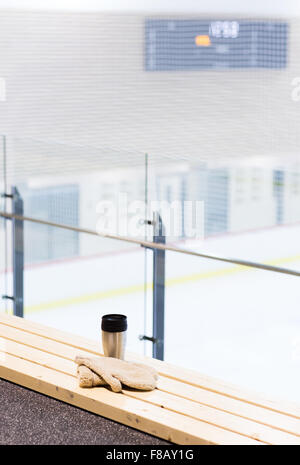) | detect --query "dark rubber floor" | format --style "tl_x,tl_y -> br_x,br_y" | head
0,378 -> 171,445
